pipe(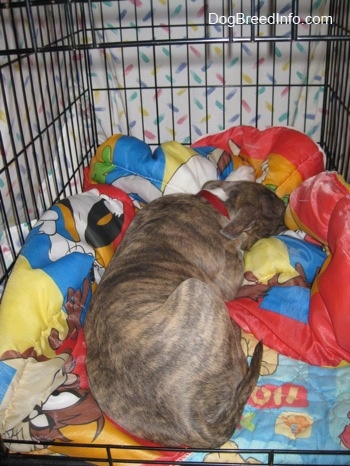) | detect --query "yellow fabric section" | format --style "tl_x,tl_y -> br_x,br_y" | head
258,153 -> 303,200
51,417 -> 162,465
160,141 -> 197,191
244,237 -> 300,285
284,204 -> 300,231
56,203 -> 80,242
94,244 -> 115,270
0,256 -> 67,359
